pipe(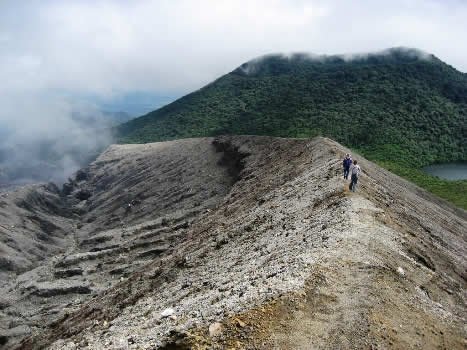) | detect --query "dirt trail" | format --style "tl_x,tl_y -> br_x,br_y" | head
178,185 -> 466,350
